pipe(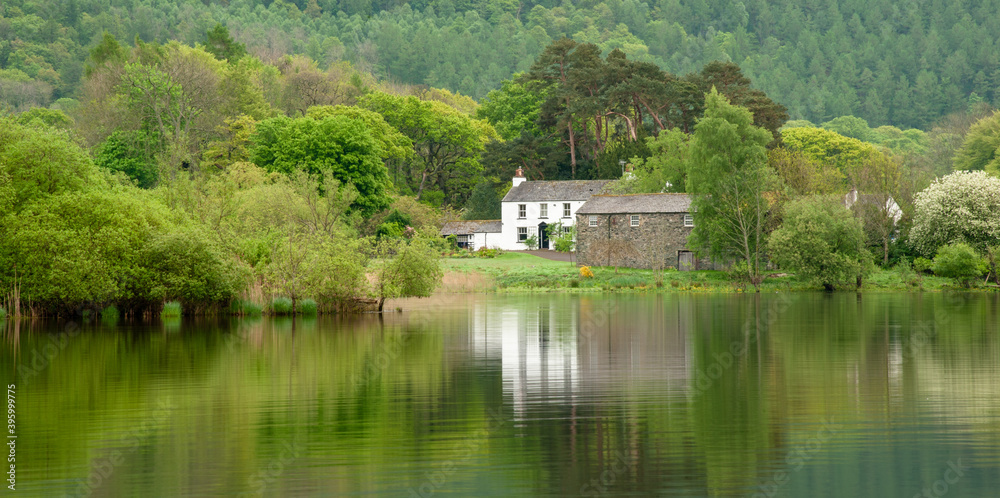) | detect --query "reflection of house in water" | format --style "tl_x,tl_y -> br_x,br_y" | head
466,296 -> 693,417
